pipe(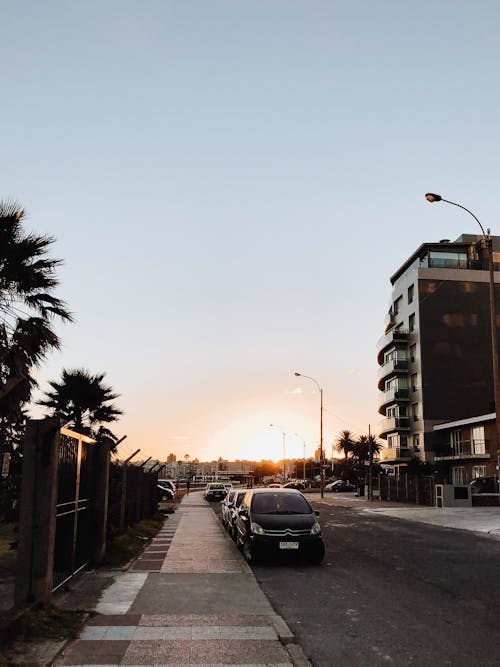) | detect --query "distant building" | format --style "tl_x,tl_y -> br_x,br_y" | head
377,234 -> 500,484
166,453 -> 176,463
